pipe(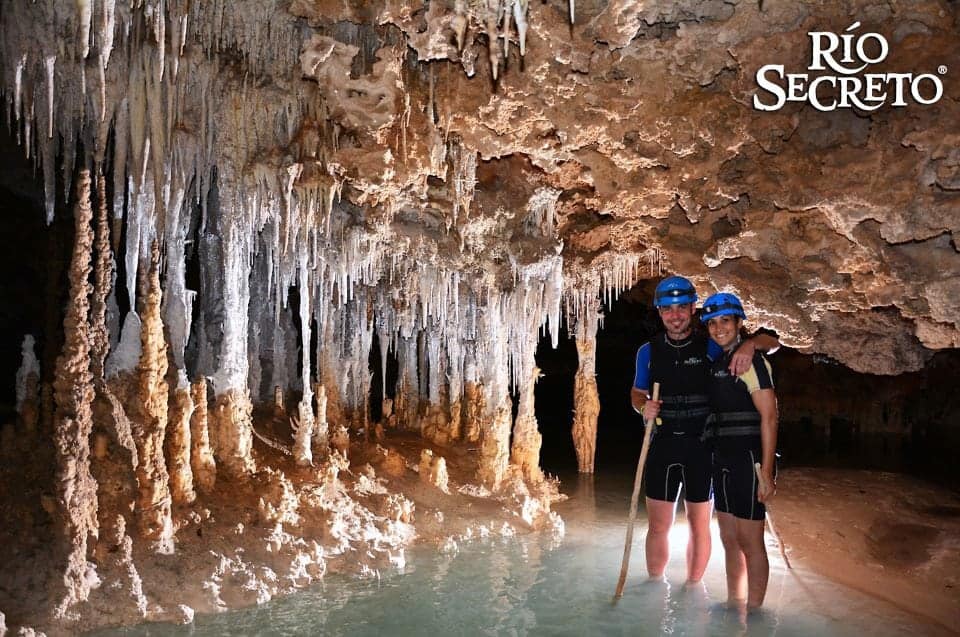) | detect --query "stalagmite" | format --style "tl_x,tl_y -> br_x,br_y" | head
130,244 -> 174,553
90,174 -> 113,381
462,349 -> 483,443
419,449 -> 450,494
394,335 -> 419,429
15,334 -> 40,432
51,170 -> 99,618
189,378 -> 216,495
572,302 -> 601,474
510,356 -> 545,484
167,378 -> 196,506
5,0 -> 955,631
314,383 -> 329,449
477,313 -> 511,490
